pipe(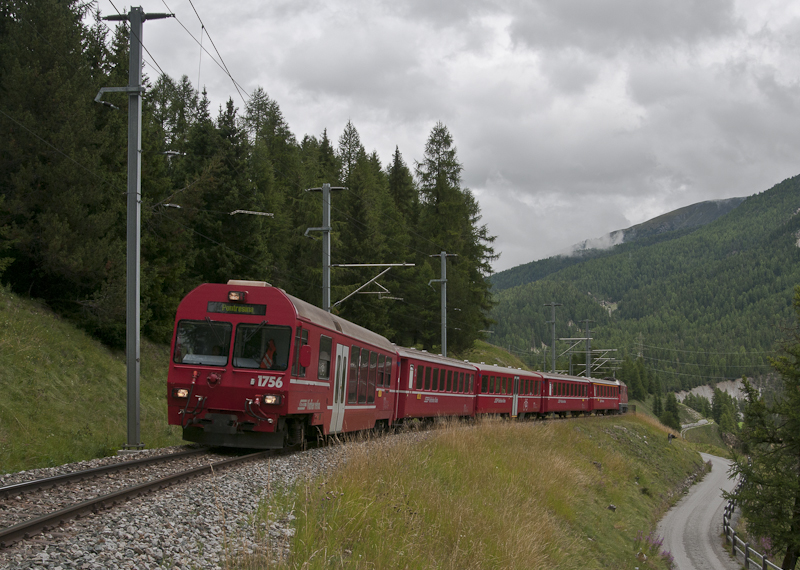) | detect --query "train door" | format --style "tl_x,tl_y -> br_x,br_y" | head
330,344 -> 349,433
511,375 -> 520,417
